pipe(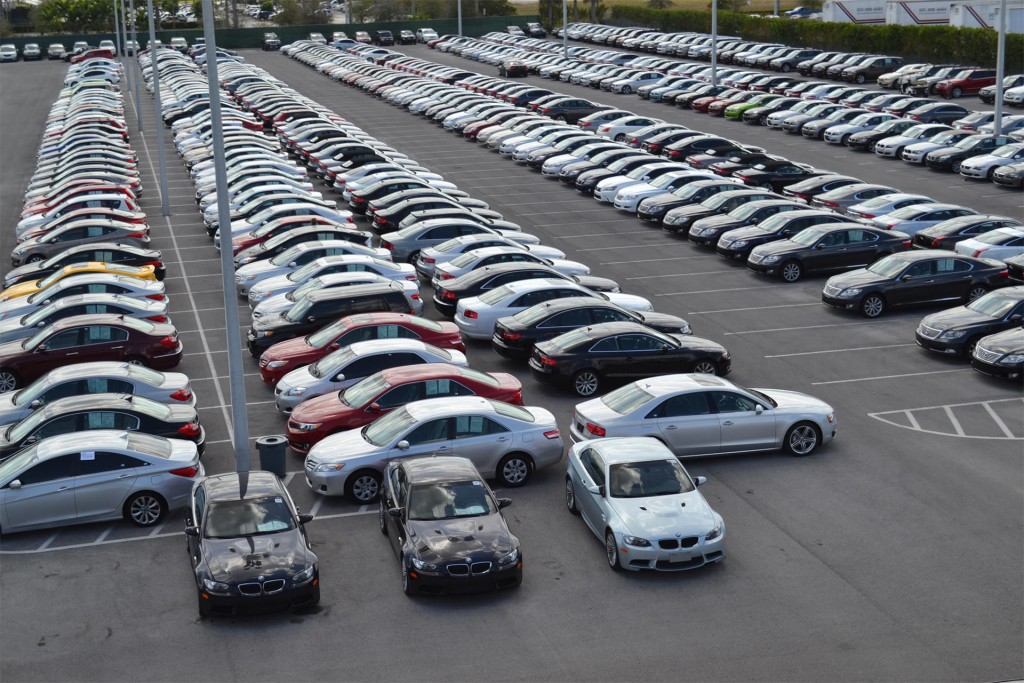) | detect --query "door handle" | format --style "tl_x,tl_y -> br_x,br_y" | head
58,486 -> 70,491
111,346 -> 124,350
722,420 -> 734,426
665,425 -> 677,430
118,473 -> 132,479
497,436 -> 509,441
66,352 -> 77,356
437,445 -> 448,450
